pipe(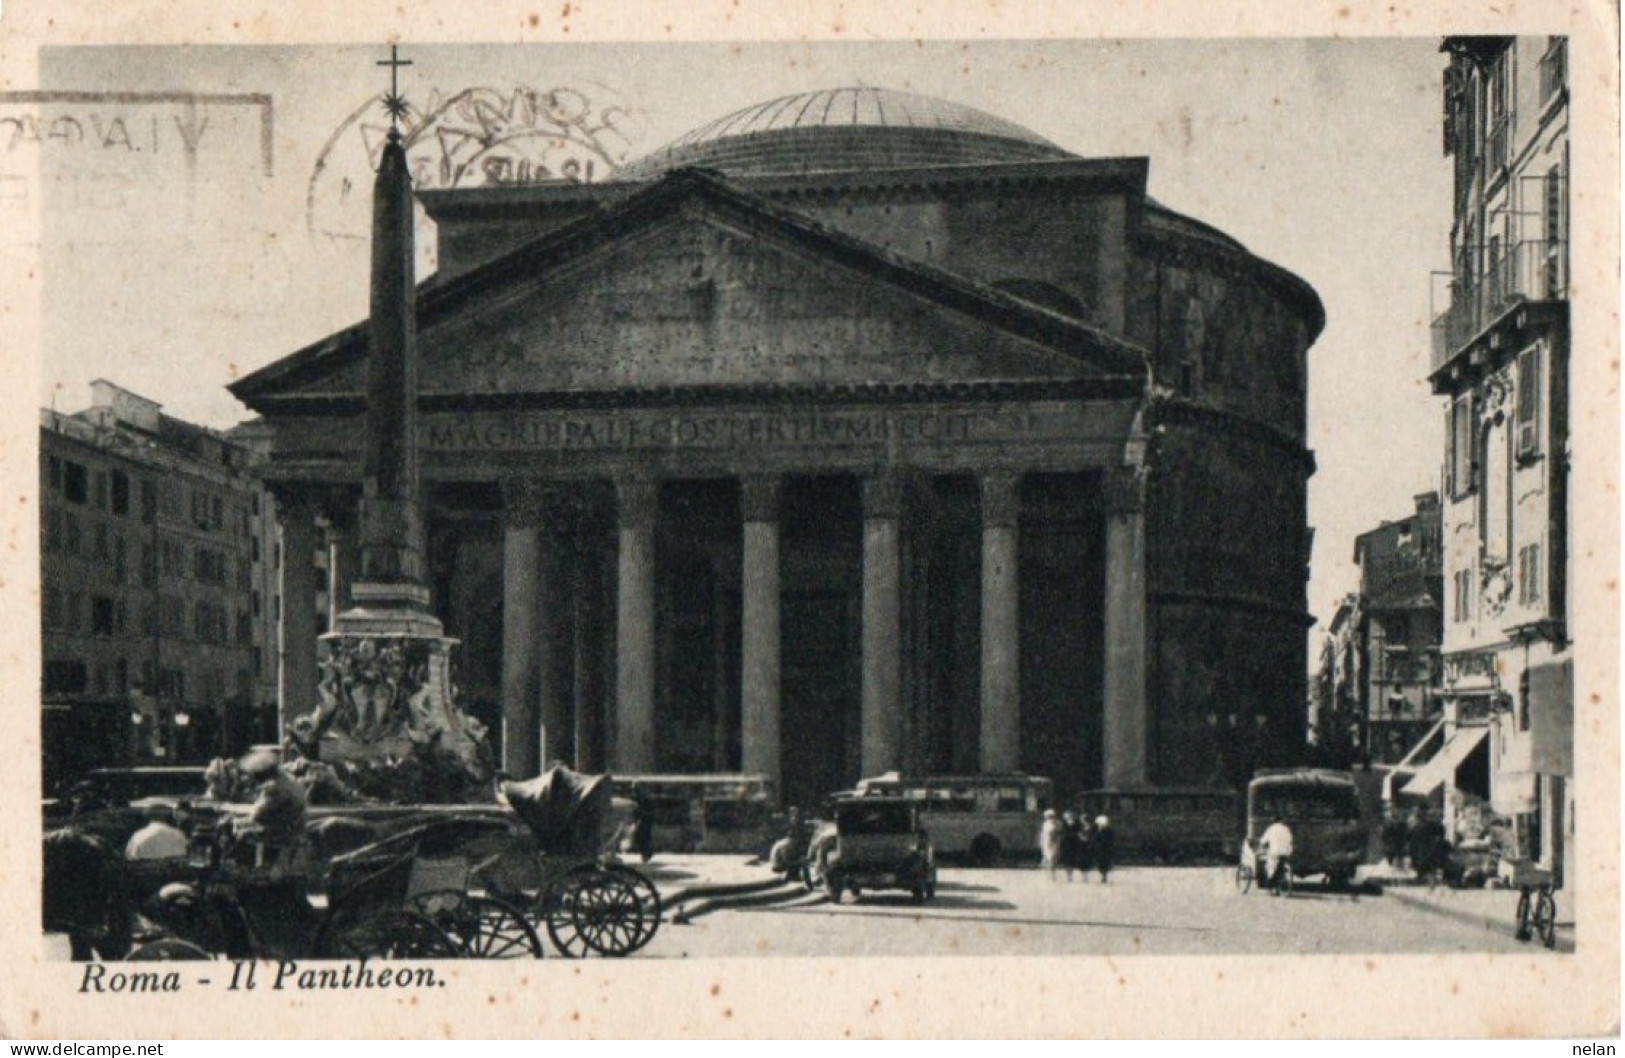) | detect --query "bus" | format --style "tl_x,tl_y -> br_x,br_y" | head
1244,768 -> 1368,887
851,773 -> 1053,865
1077,787 -> 1240,865
615,773 -> 777,854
